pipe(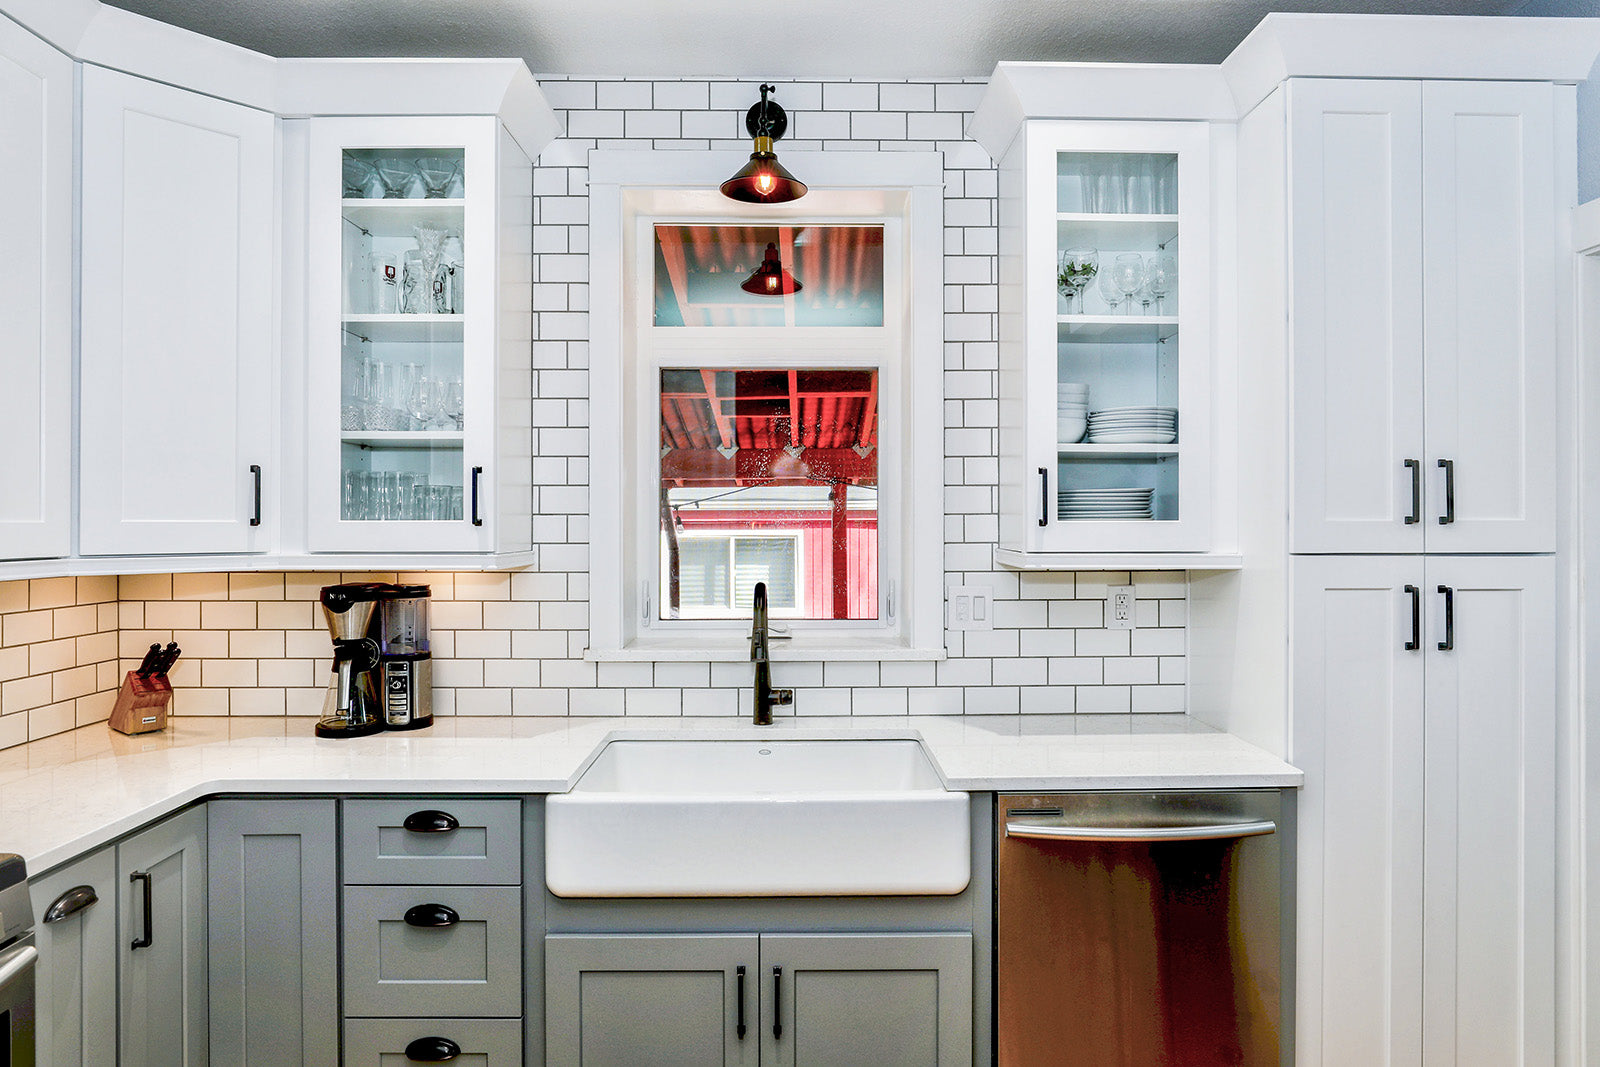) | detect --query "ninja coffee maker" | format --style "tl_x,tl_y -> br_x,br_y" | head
315,582 -> 388,738
378,584 -> 433,730
316,582 -> 434,737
